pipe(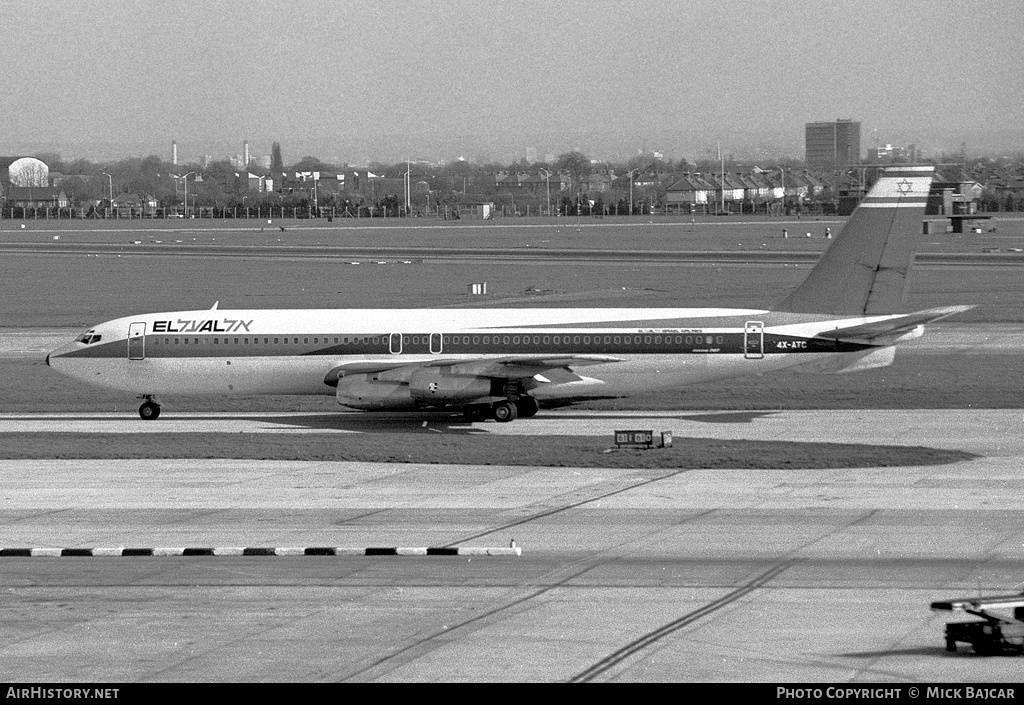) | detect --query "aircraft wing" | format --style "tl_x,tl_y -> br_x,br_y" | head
931,594 -> 1024,612
324,354 -> 621,387
424,354 -> 622,379
813,305 -> 974,344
